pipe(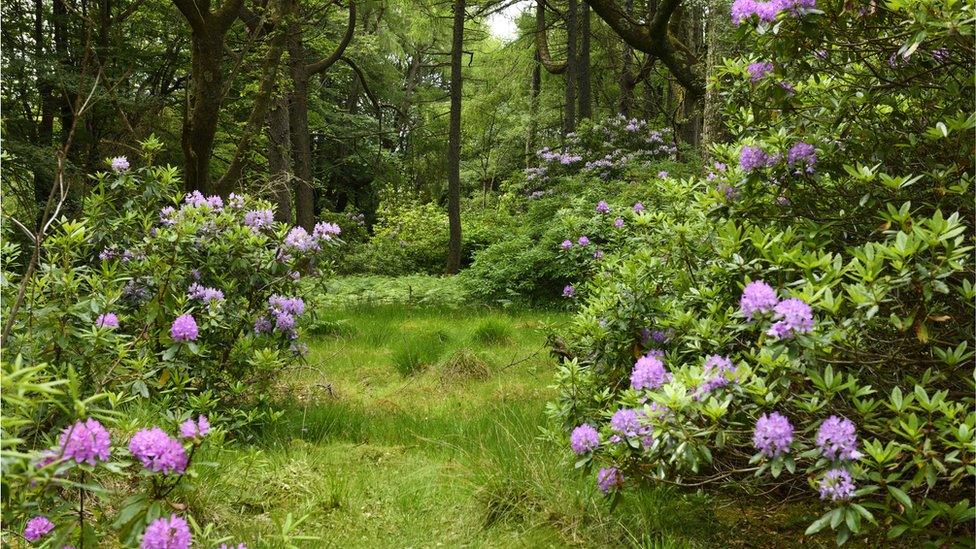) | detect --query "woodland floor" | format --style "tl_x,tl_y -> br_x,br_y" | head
168,304 -> 828,548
